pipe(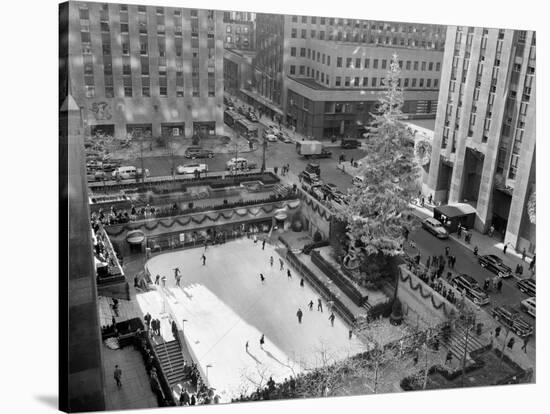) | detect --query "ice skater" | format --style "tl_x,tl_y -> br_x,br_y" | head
300,278 -> 304,287
308,300 -> 314,310
270,256 -> 274,267
317,298 -> 323,312
245,341 -> 249,352
260,334 -> 265,349
175,273 -> 182,287
262,240 -> 266,250
279,258 -> 284,271
328,312 -> 335,327
201,253 -> 206,266
155,274 -> 160,285
287,269 -> 292,279
260,273 -> 265,283
296,308 -> 303,324
348,329 -> 353,340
